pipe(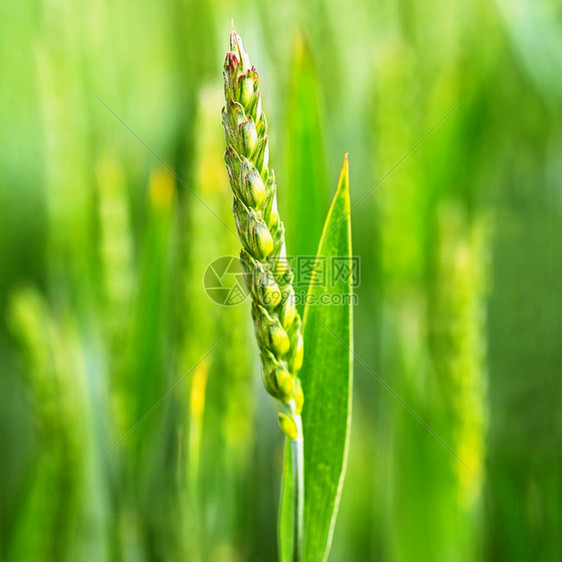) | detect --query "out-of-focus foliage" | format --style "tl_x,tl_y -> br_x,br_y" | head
1,0 -> 561,560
